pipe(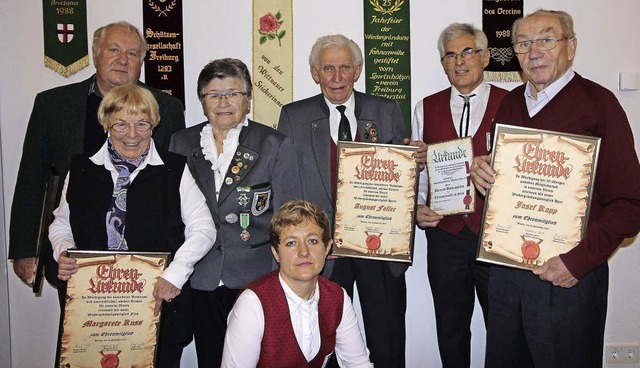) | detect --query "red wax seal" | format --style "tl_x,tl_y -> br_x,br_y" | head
365,232 -> 382,256
100,350 -> 121,368
463,195 -> 472,205
520,236 -> 542,267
